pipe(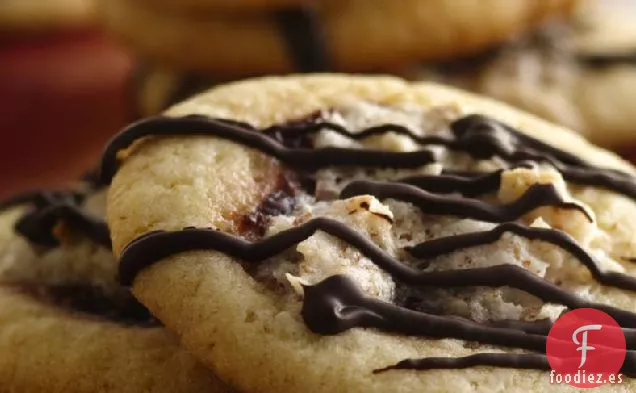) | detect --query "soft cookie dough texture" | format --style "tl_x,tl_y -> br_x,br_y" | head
0,192 -> 231,393
99,0 -> 577,74
108,75 -> 636,393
